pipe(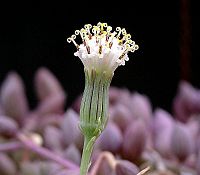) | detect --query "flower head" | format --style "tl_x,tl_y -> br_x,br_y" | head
67,22 -> 139,75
